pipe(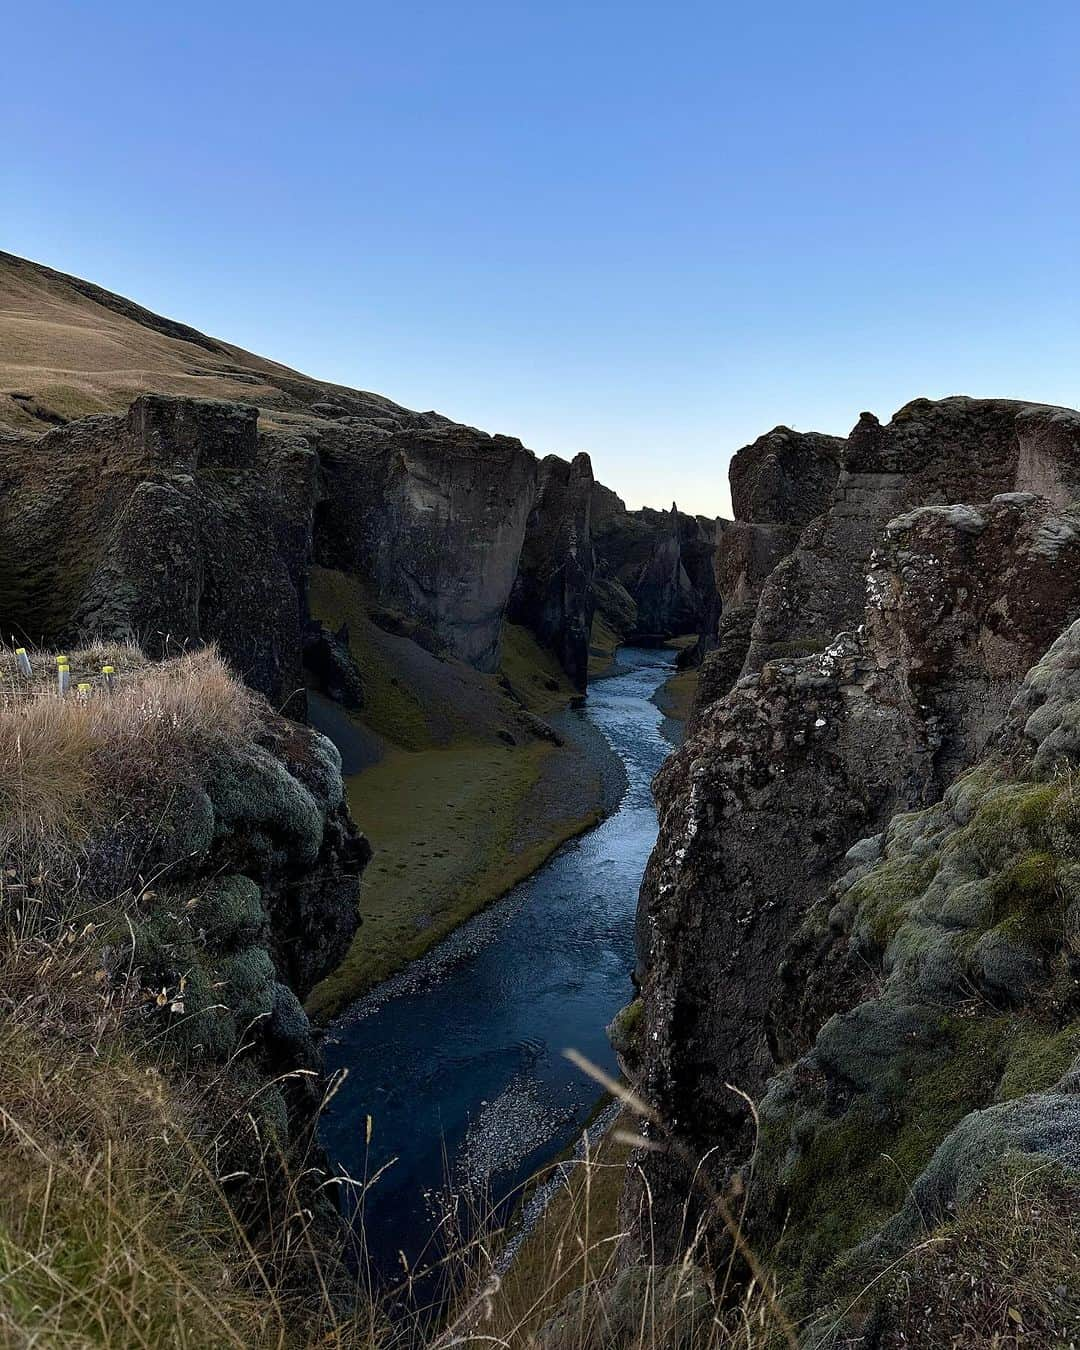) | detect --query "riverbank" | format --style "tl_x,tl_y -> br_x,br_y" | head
305,567 -> 629,1021
319,647 -> 678,1280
